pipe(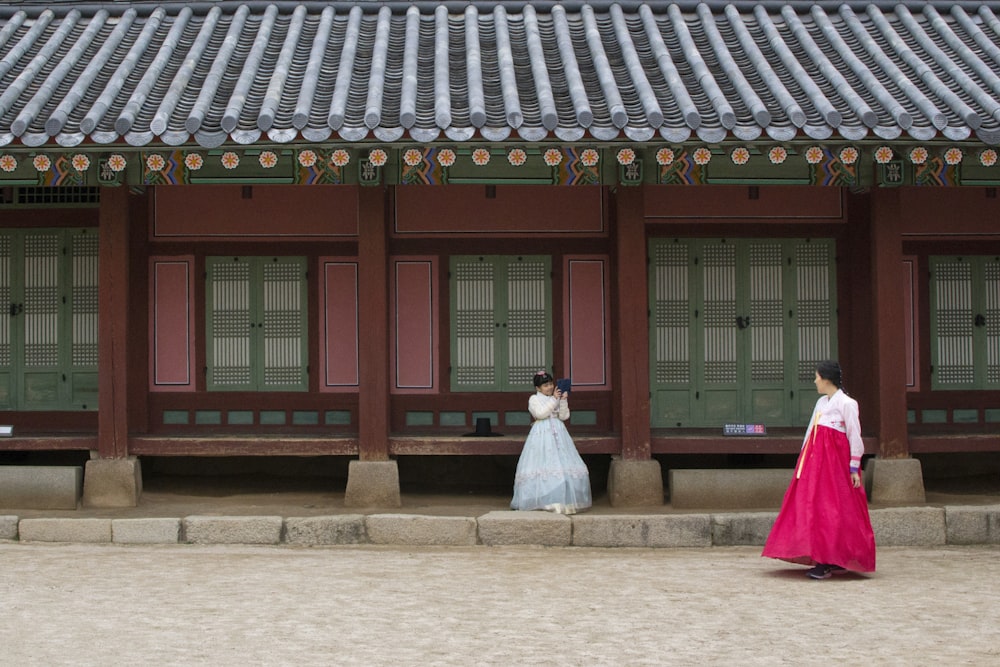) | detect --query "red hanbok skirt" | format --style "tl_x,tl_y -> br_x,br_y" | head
762,425 -> 876,572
